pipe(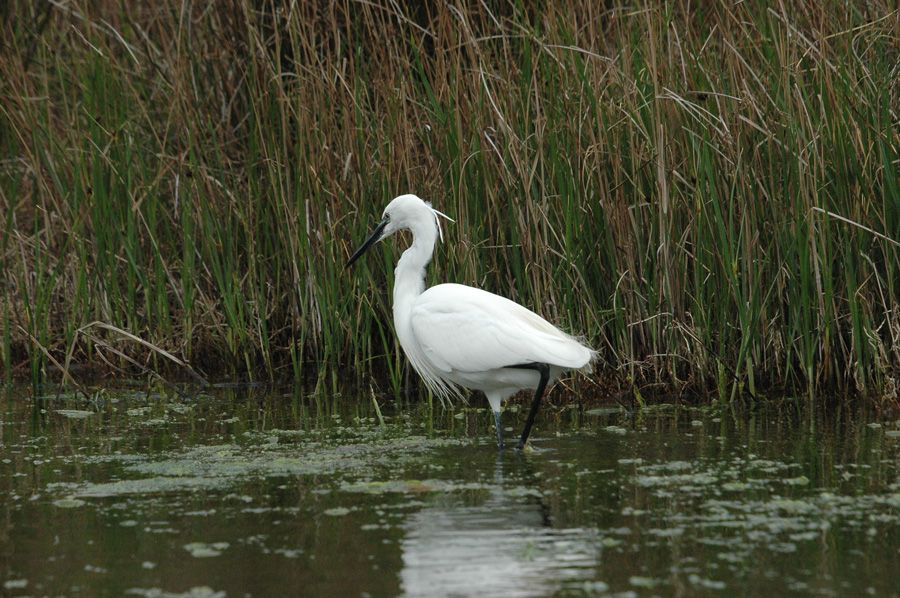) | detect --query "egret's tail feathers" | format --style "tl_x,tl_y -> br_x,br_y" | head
579,346 -> 600,374
568,336 -> 598,374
